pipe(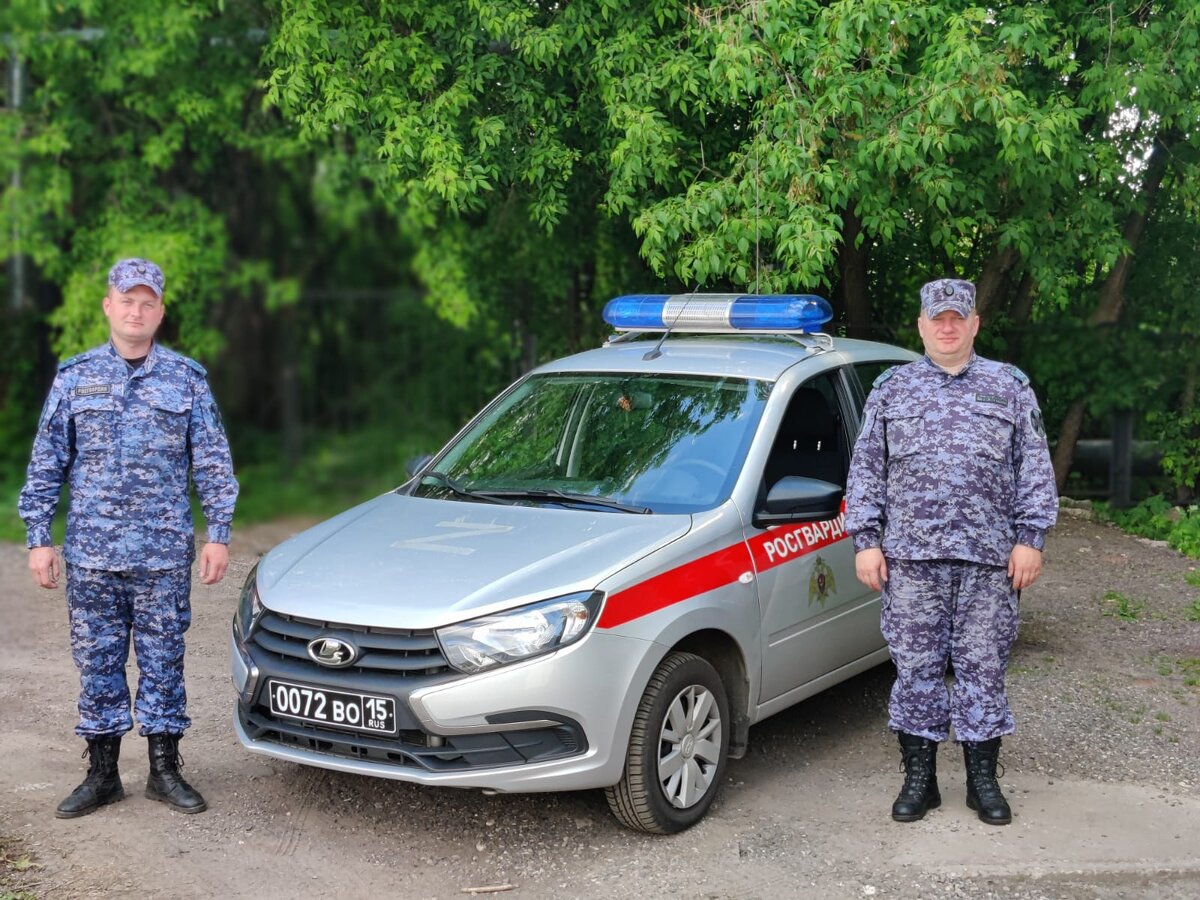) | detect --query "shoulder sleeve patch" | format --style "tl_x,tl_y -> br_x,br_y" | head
872,366 -> 898,389
1004,364 -> 1030,386
57,350 -> 91,371
183,357 -> 208,377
